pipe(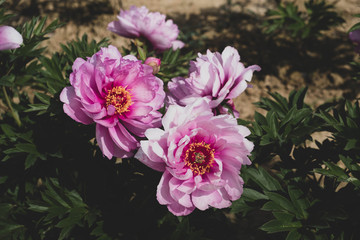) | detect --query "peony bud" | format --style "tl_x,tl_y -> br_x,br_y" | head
144,57 -> 161,74
349,29 -> 360,54
0,26 -> 23,51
